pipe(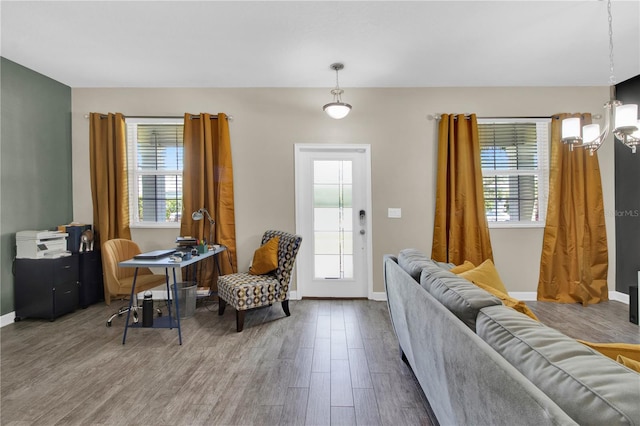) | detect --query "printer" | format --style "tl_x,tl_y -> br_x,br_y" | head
16,230 -> 70,259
